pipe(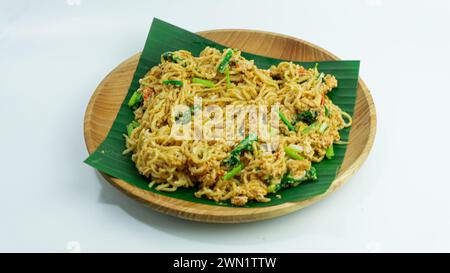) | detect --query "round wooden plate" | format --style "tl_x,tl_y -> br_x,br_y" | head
84,30 -> 376,223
